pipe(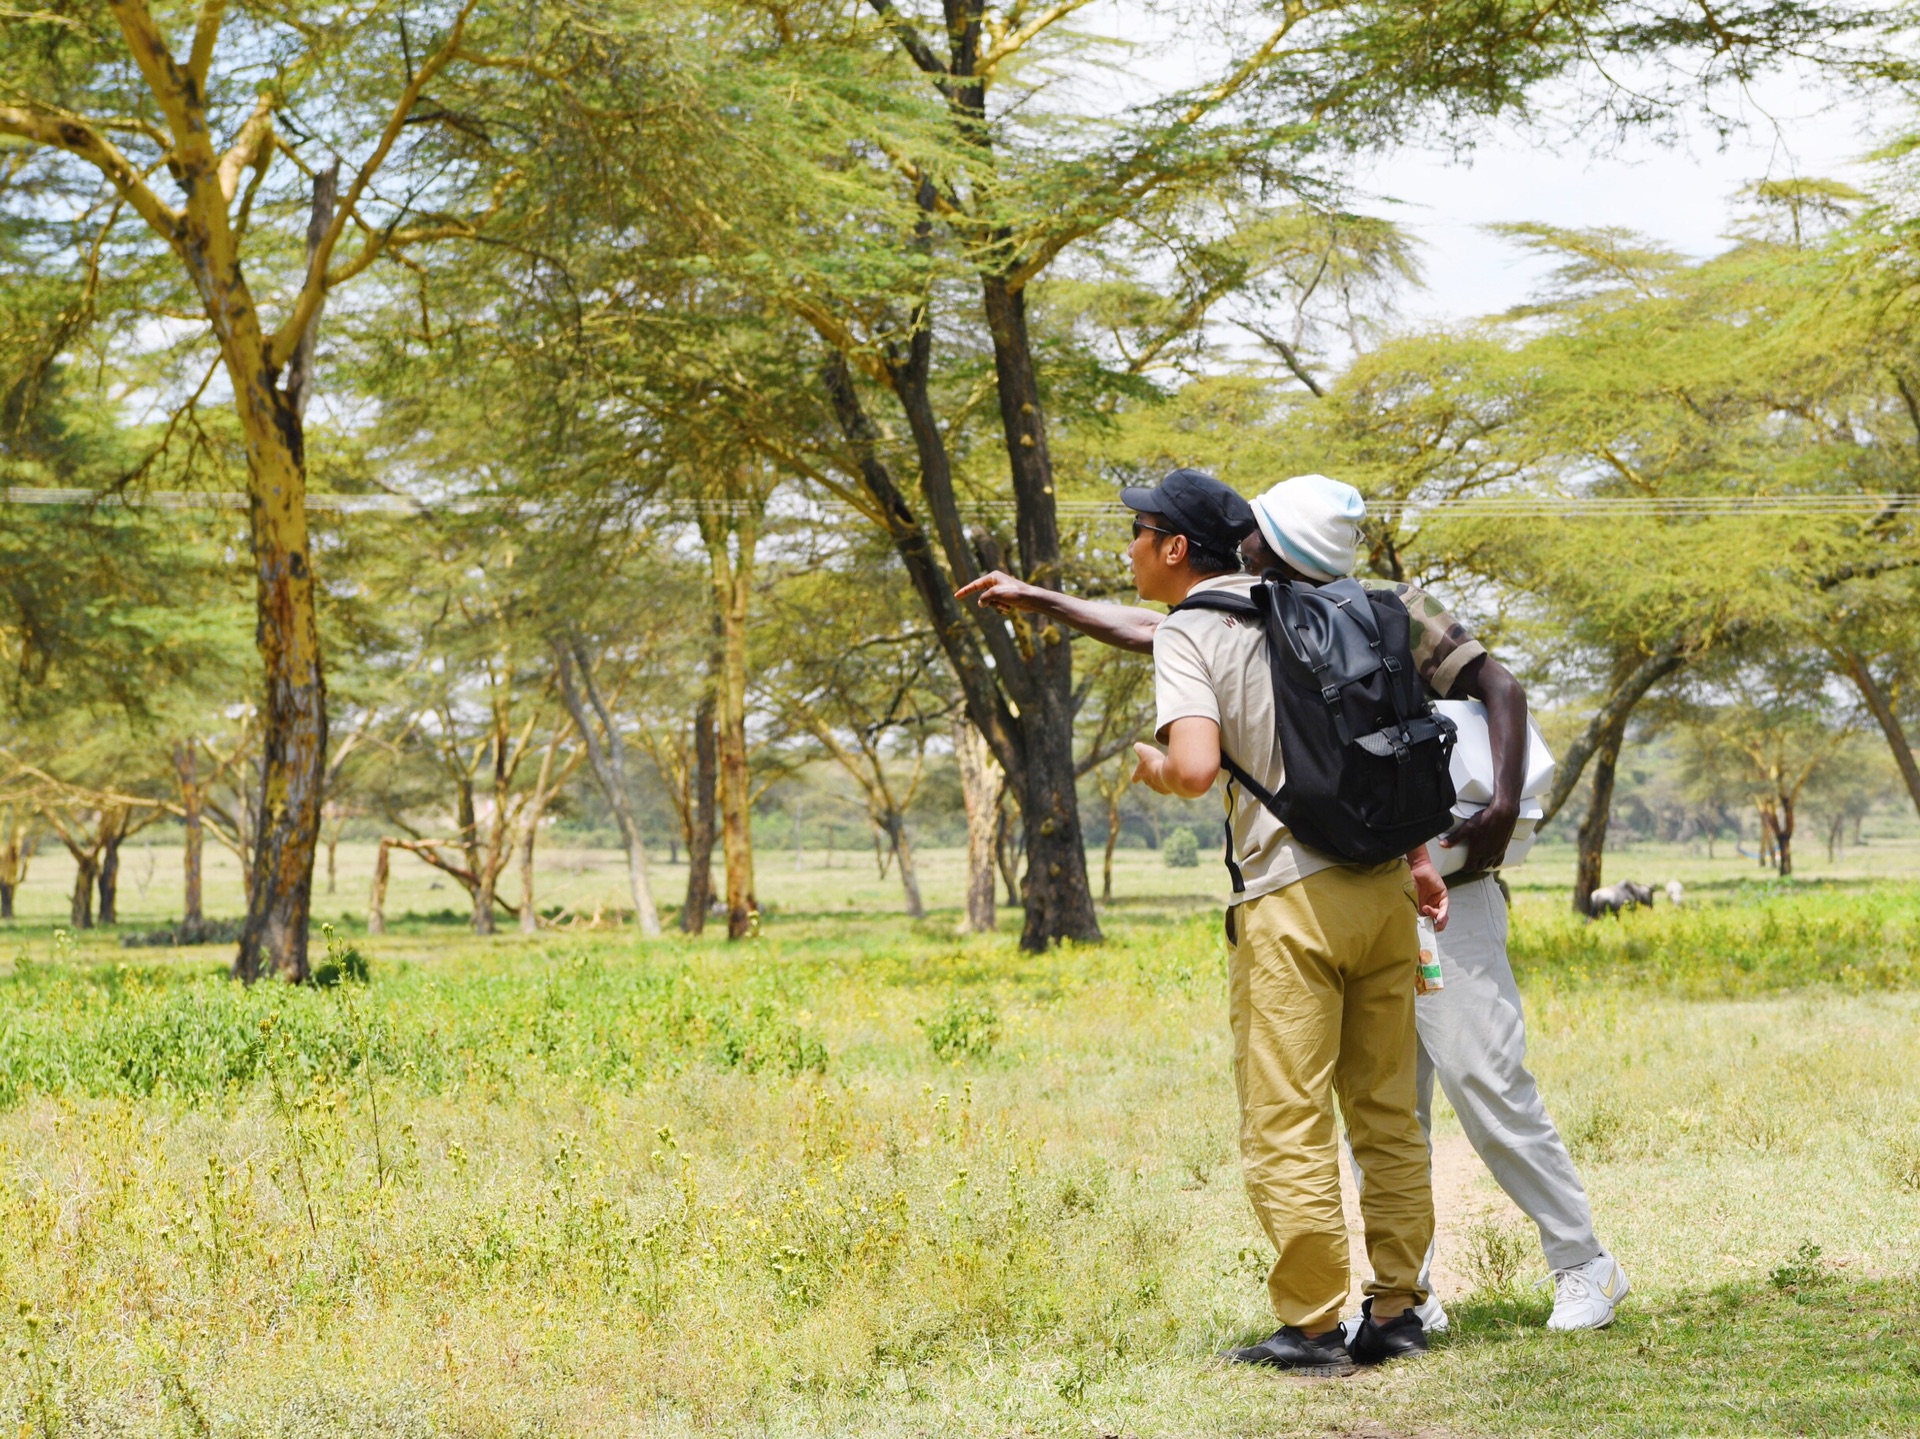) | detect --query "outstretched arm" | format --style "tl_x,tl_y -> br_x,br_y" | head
956,570 -> 1160,654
